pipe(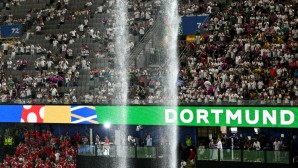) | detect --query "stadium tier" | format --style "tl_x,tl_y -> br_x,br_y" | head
0,0 -> 297,168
